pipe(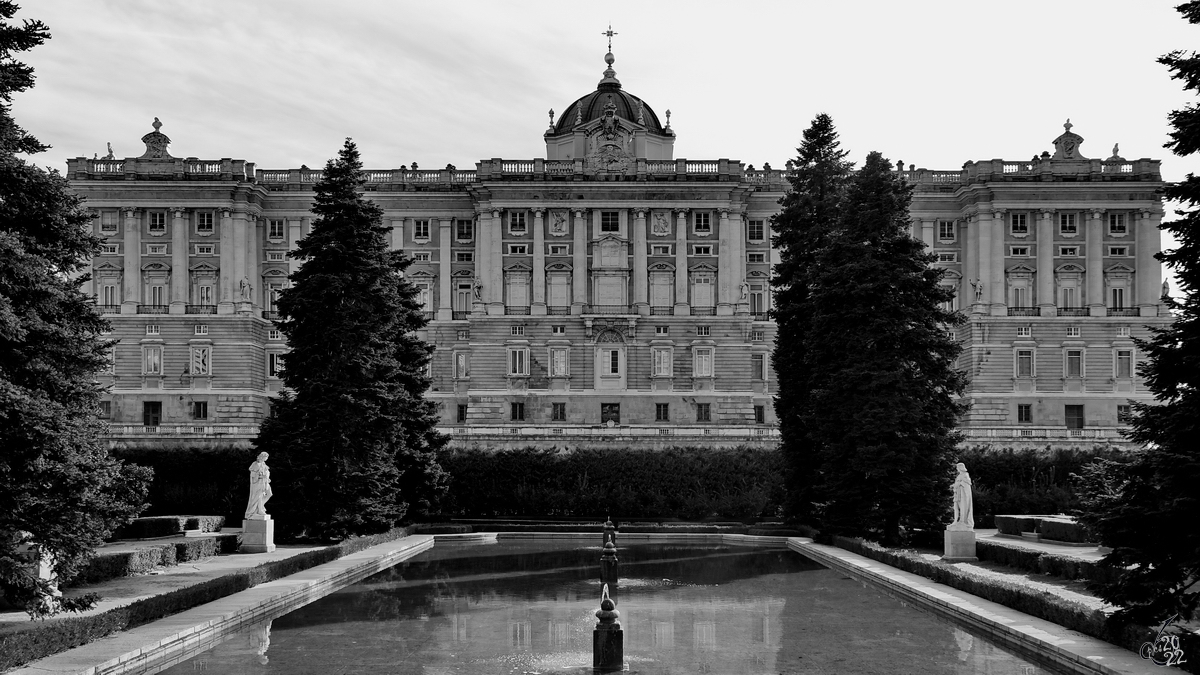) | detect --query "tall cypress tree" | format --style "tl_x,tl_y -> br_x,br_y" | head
0,2 -> 149,616
771,114 -> 853,521
1075,0 -> 1200,636
254,139 -> 447,540
803,152 -> 965,544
